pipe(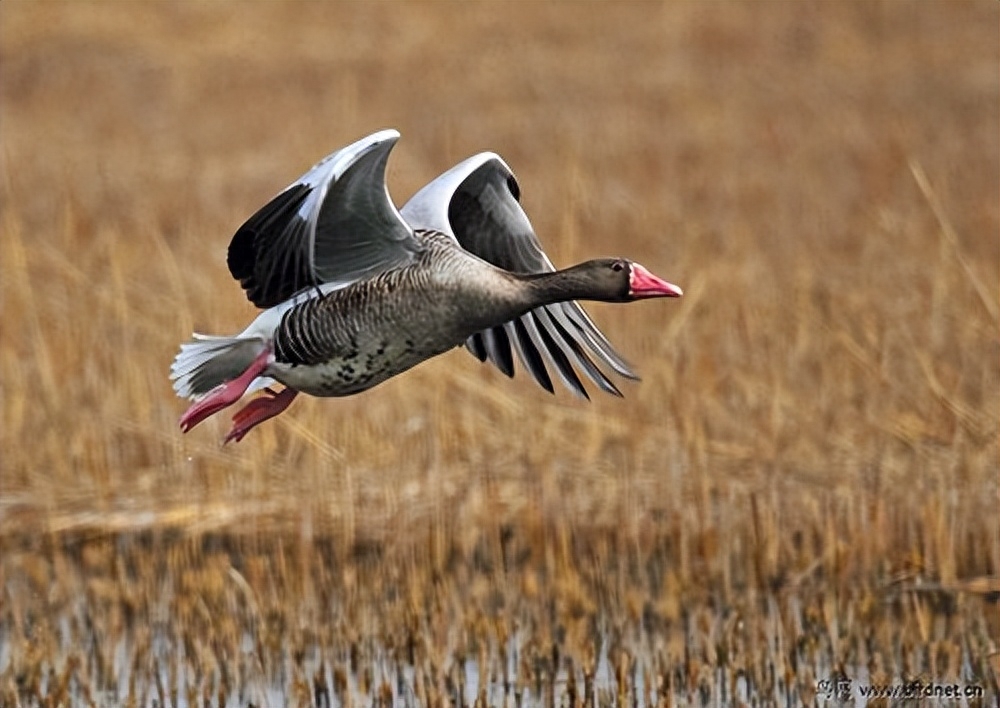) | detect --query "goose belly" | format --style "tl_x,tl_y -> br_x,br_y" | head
263,258 -> 517,397
269,335 -> 454,397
